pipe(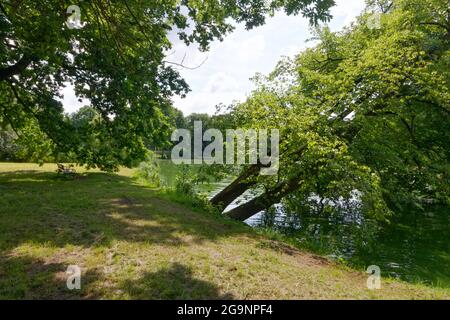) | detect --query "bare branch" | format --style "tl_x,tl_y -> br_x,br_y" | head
163,56 -> 208,70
